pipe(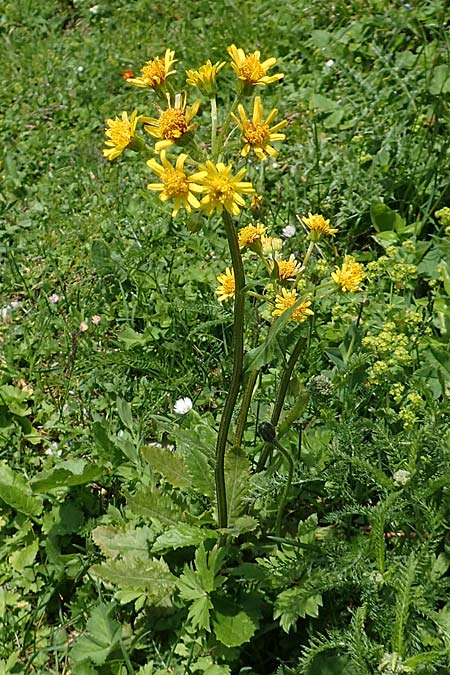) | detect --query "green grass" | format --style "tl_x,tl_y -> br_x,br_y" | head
0,0 -> 450,673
